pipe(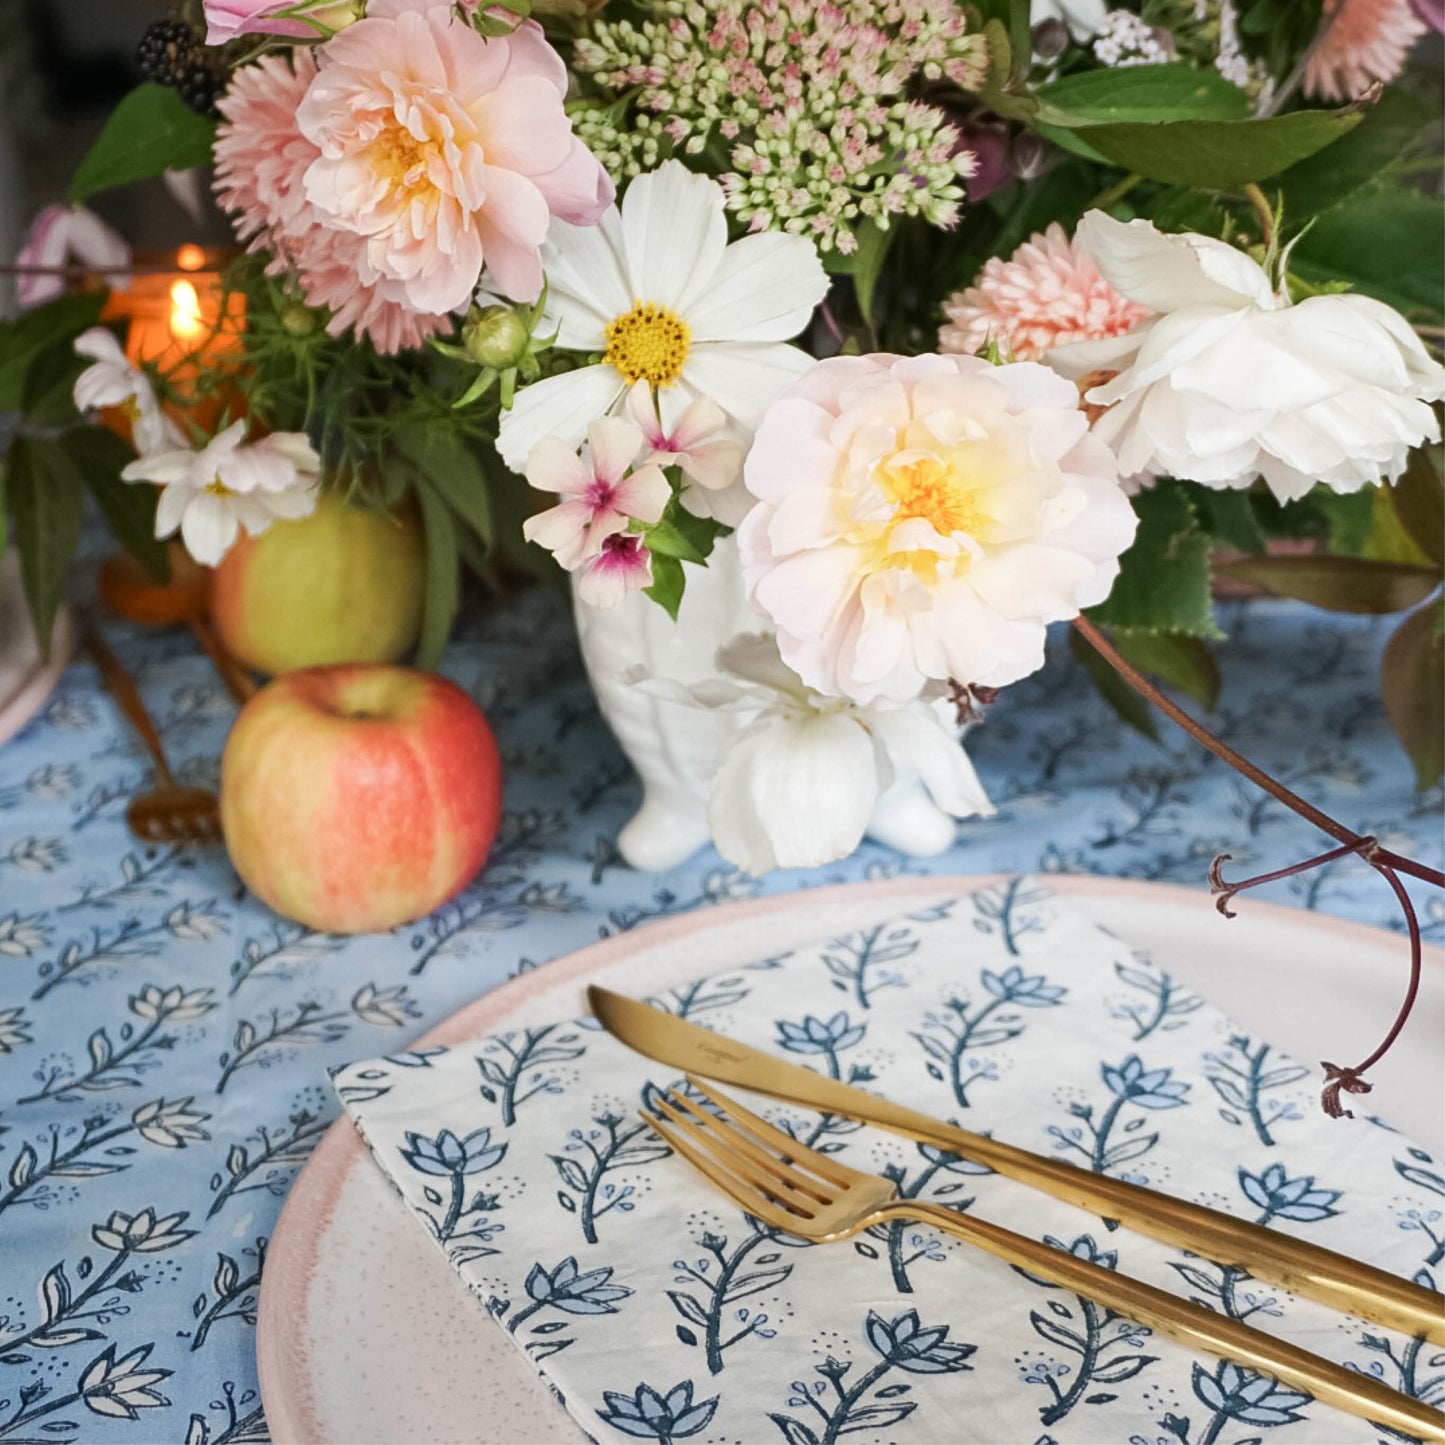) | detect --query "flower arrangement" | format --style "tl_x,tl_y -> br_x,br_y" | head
1,0 -> 1442,881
